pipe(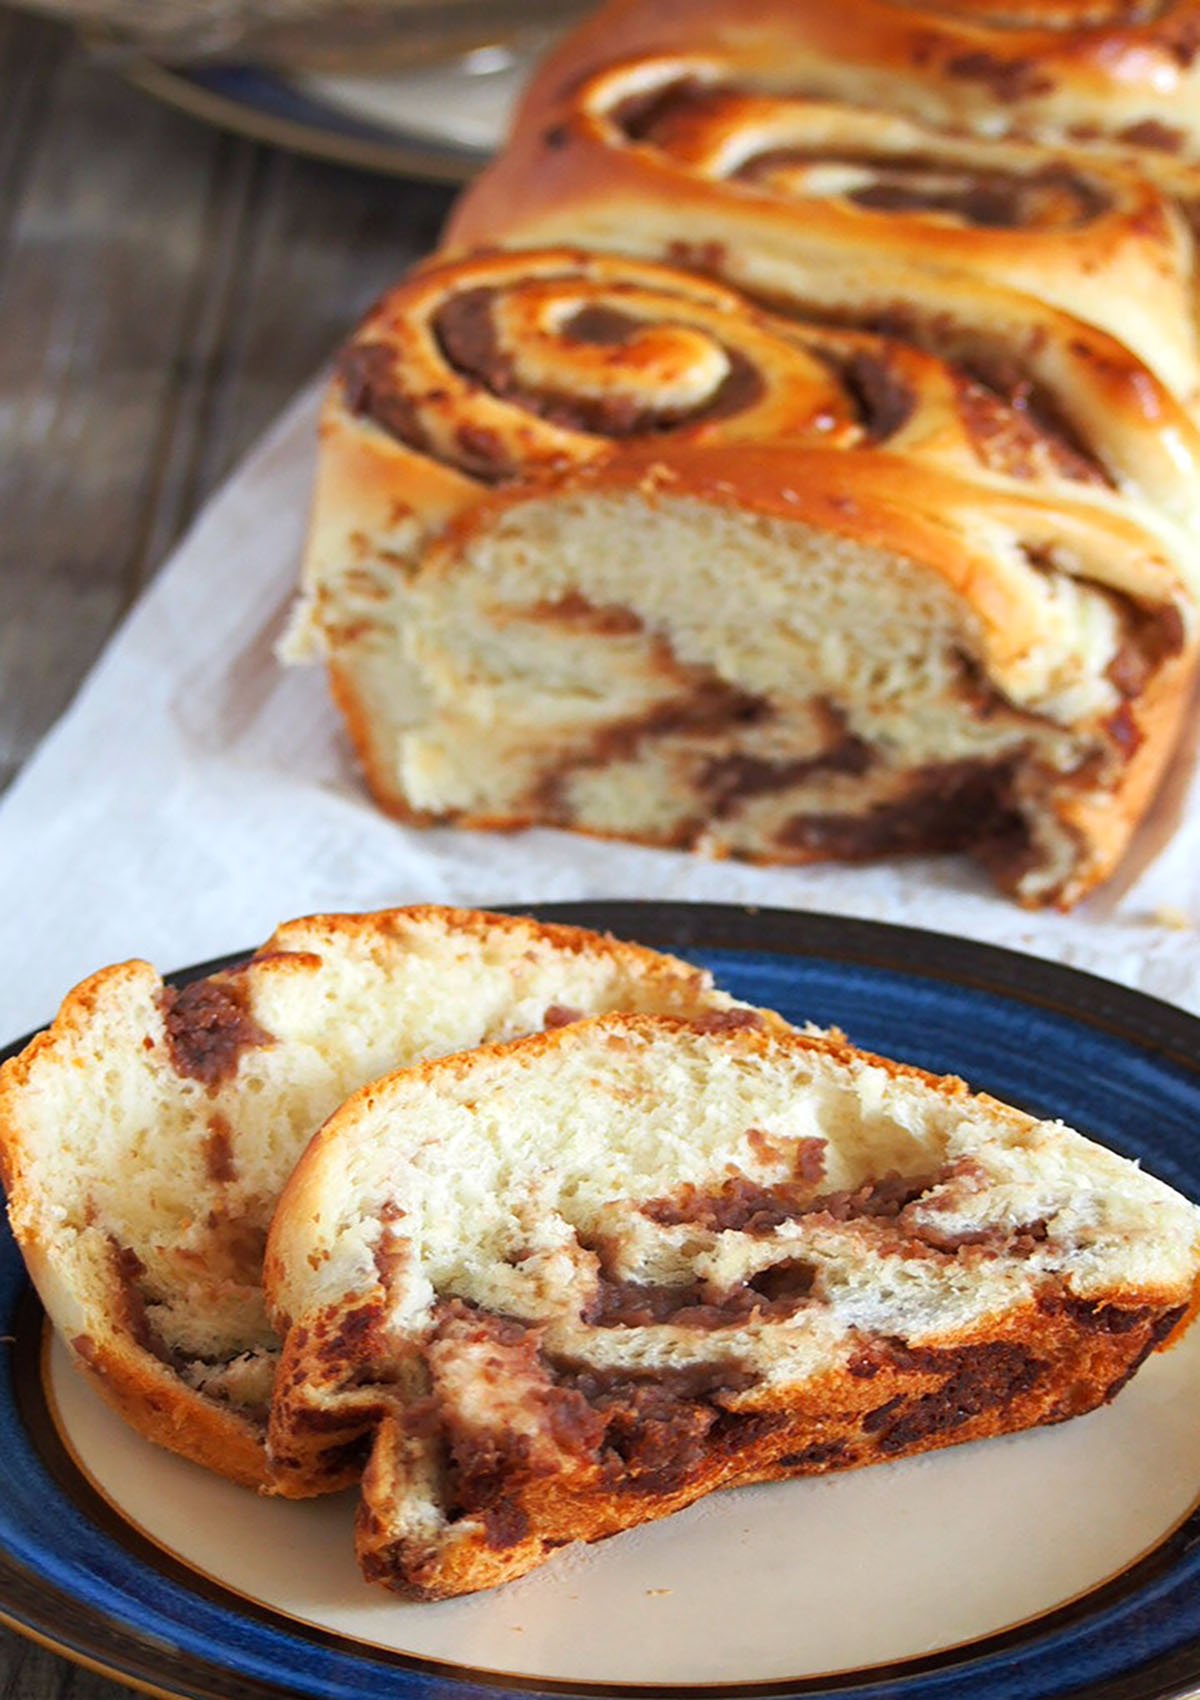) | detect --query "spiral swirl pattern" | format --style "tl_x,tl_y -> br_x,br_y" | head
445,47 -> 1198,416
339,245 -> 1162,510
529,0 -> 1200,177
603,65 -> 1122,233
299,0 -> 1200,920
342,241 -> 1168,516
341,251 -> 861,483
